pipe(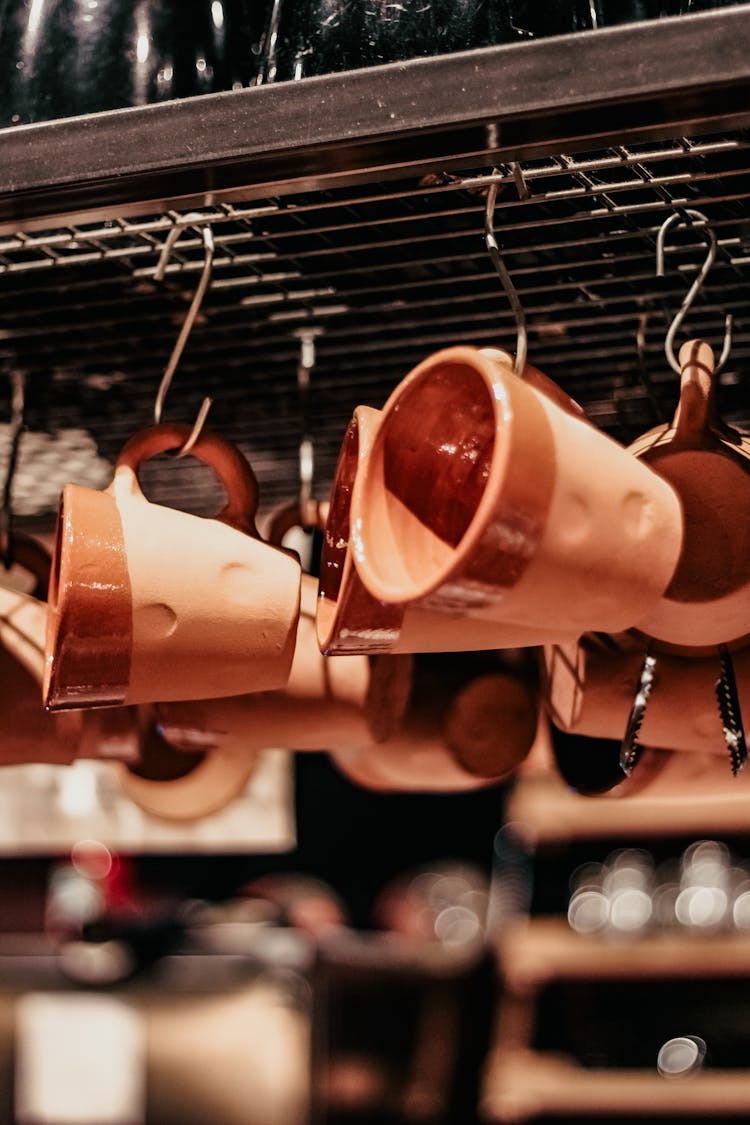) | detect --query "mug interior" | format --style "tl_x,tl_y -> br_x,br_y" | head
356,359 -> 496,602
